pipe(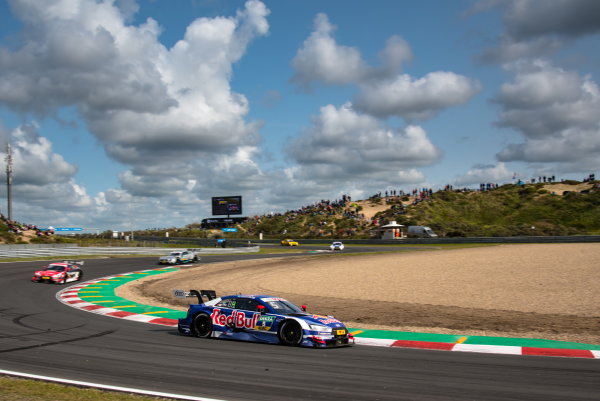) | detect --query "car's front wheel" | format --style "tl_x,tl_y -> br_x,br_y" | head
193,313 -> 212,338
278,320 -> 303,346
